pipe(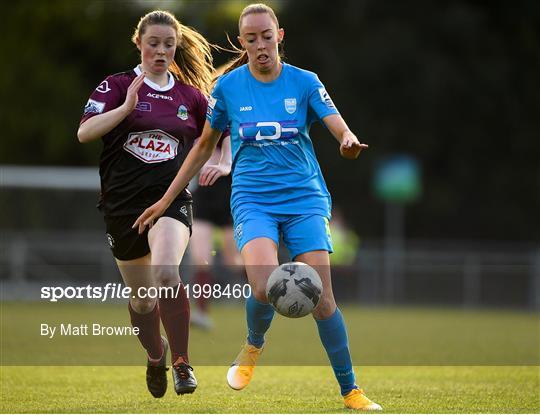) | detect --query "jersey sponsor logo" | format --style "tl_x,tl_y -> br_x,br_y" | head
96,80 -> 111,93
240,105 -> 253,112
135,102 -> 152,112
146,92 -> 173,101
239,121 -> 299,141
284,98 -> 296,114
318,87 -> 335,109
207,95 -> 217,117
83,99 -> 105,115
123,129 -> 179,163
177,104 -> 188,120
